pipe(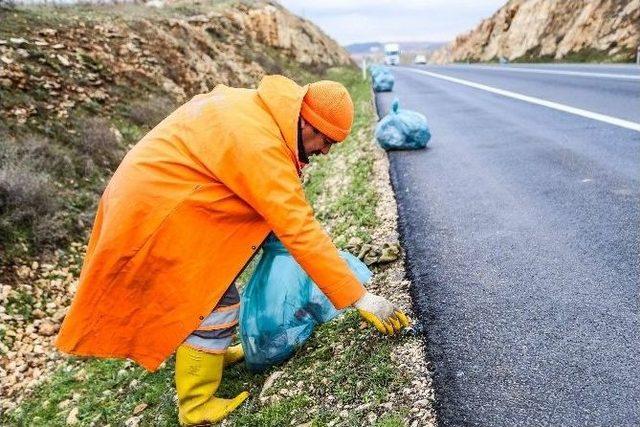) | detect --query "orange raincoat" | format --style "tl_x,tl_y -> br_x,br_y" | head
56,75 -> 366,371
